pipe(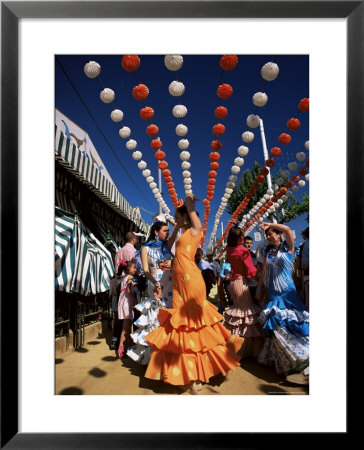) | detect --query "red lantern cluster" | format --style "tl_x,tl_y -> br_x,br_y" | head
298,97 -> 309,112
146,124 -> 159,136
220,55 -> 238,71
271,147 -> 282,157
279,133 -> 291,145
214,106 -> 228,119
155,150 -> 166,161
209,152 -> 220,162
121,55 -> 140,72
217,83 -> 233,99
140,106 -> 154,120
151,138 -> 162,150
212,124 -> 226,136
132,84 -> 149,100
287,117 -> 301,131
210,140 -> 222,151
